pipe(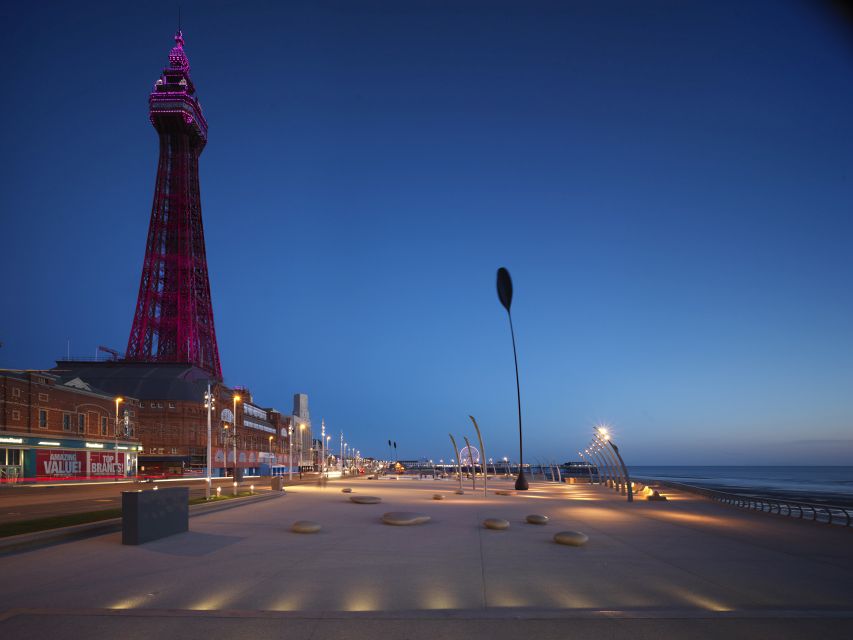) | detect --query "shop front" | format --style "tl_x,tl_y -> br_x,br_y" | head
213,447 -> 265,477
0,434 -> 140,482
